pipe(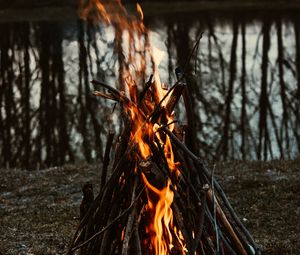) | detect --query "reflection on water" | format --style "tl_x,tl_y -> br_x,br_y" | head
0,11 -> 299,168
